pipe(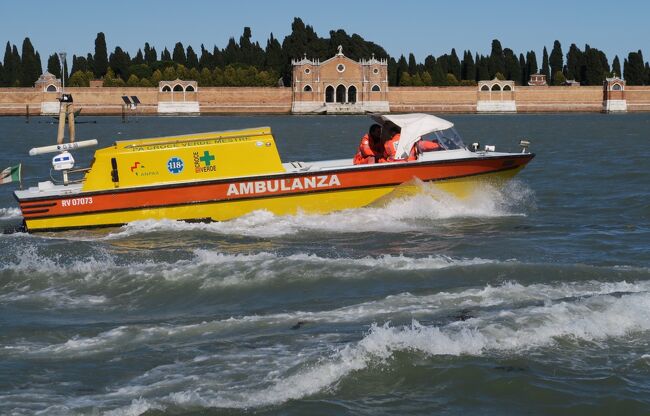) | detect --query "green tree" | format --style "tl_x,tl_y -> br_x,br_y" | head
541,46 -> 550,79
396,55 -> 408,85
47,53 -> 61,78
126,74 -> 140,87
408,53 -> 417,75
449,48 -> 461,80
93,32 -> 108,77
519,53 -> 527,85
387,57 -> 398,86
150,69 -> 162,85
109,46 -> 131,80
132,49 -> 144,65
503,48 -> 520,82
552,70 -> 566,85
162,66 -> 177,80
446,73 -> 459,85
565,44 -> 583,82
612,55 -> 621,78
186,46 -> 199,69
199,67 -> 212,86
20,37 -> 40,86
624,50 -> 645,85
144,42 -> 157,65
399,71 -> 412,86
68,70 -> 93,87
461,50 -> 476,82
477,55 -> 490,80
161,47 -> 172,62
421,71 -> 432,85
264,33 -> 284,73
172,42 -> 186,66
549,40 -> 563,84
488,39 -> 505,78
